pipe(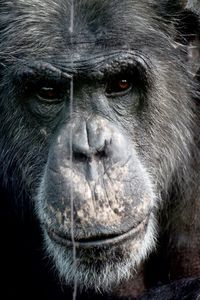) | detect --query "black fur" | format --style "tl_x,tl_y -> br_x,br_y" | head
138,278 -> 200,300
0,0 -> 200,299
